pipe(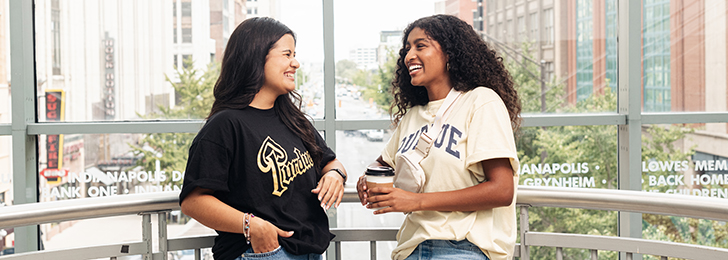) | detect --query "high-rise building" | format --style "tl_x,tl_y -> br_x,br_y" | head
349,48 -> 378,71
245,0 -> 280,19
477,0 -> 559,91
171,0 -> 214,74
444,0 -> 478,27
378,30 -> 402,68
477,0 -> 727,116
209,0 -> 246,62
477,0 -> 728,178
